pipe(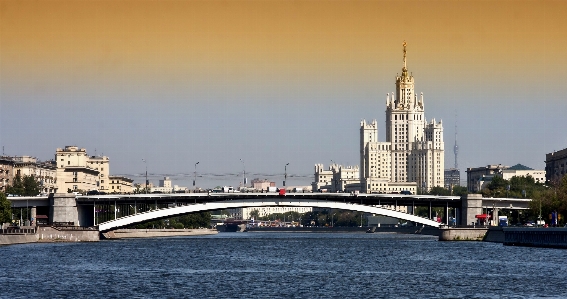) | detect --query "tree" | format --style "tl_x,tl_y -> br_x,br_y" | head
0,192 -> 12,223
531,176 -> 567,225
6,174 -> 24,195
428,186 -> 451,196
452,185 -> 468,197
6,174 -> 41,196
22,175 -> 41,196
249,209 -> 260,220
